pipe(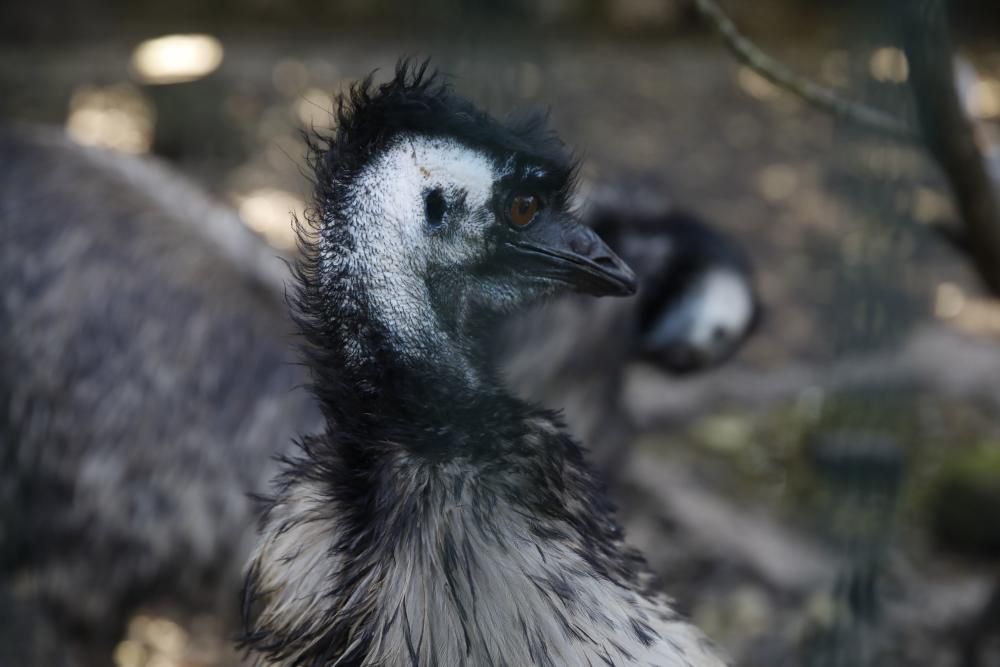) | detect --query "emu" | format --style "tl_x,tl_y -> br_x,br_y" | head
0,100 -> 753,665
239,62 -> 728,667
